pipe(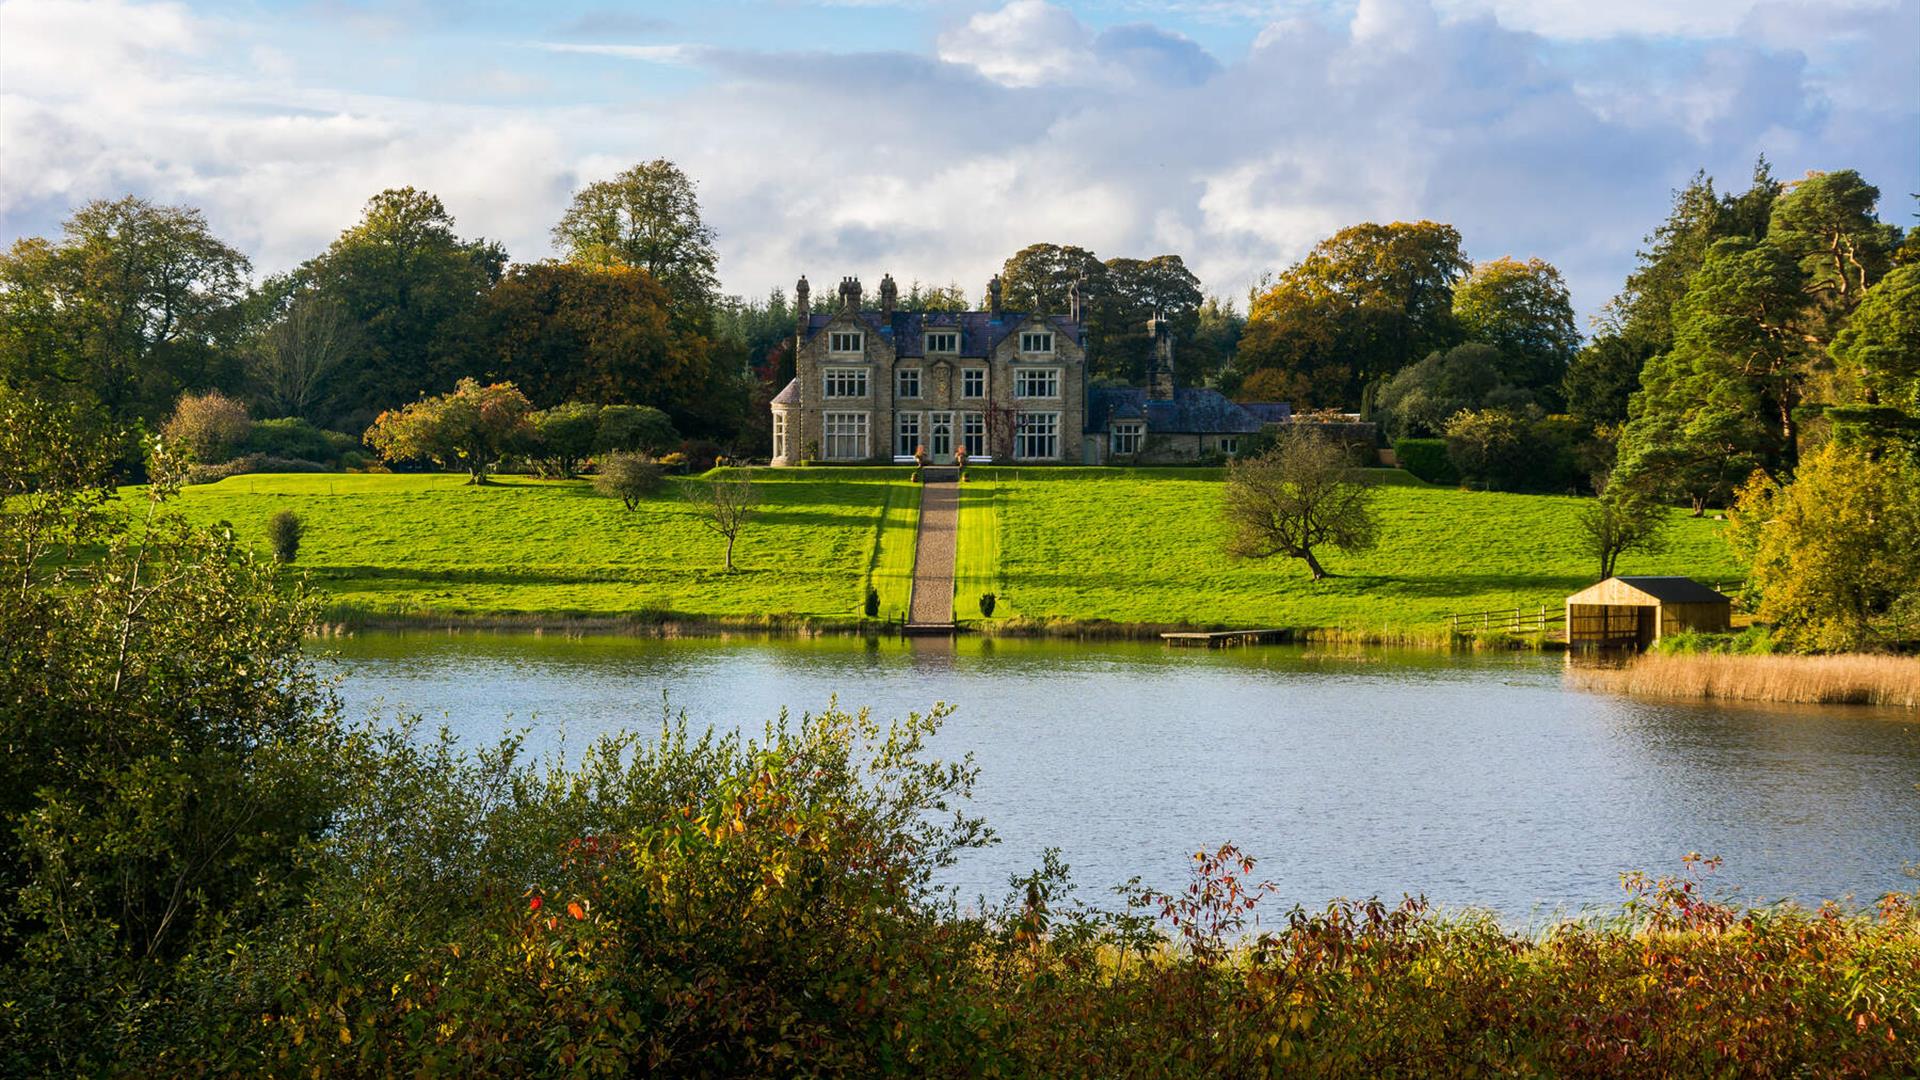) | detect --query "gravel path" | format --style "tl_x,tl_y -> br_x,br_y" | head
907,479 -> 958,626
